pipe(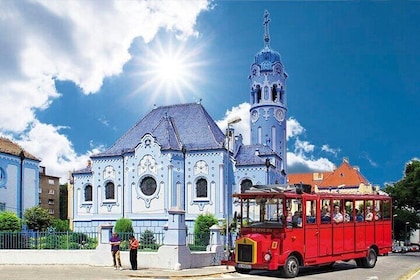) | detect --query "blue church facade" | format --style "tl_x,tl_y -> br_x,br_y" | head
70,11 -> 288,234
0,137 -> 40,219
